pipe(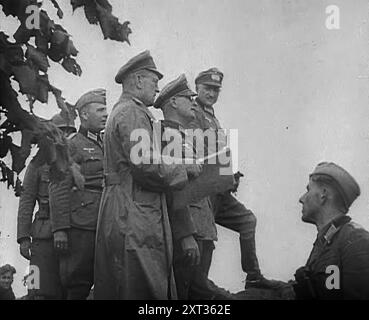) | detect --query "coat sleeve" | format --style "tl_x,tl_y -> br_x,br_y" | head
341,235 -> 369,299
17,162 -> 39,242
167,193 -> 197,241
117,105 -> 188,192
